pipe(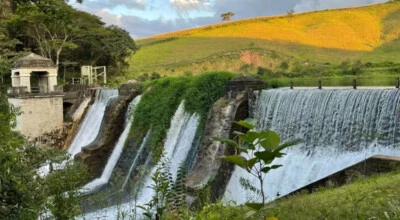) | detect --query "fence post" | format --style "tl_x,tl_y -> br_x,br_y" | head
318,80 -> 322,89
396,77 -> 399,89
290,81 -> 293,89
353,79 -> 357,89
